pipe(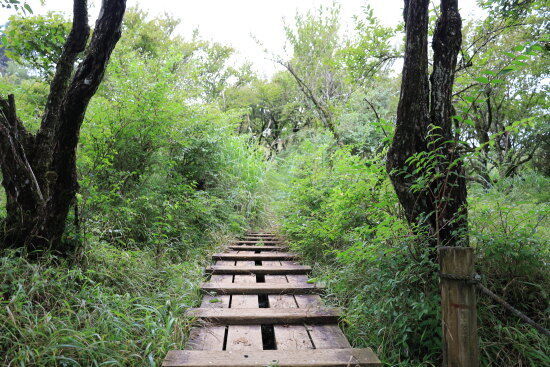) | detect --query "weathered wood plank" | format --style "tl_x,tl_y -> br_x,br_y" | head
186,326 -> 226,351
267,294 -> 297,308
295,295 -> 324,309
200,295 -> 230,308
275,325 -> 314,350
227,245 -> 286,251
188,270 -> 232,351
286,274 -> 310,284
186,308 -> 340,325
292,281 -> 350,349
306,324 -> 351,349
163,348 -> 382,366
264,274 -> 314,351
212,252 -> 297,261
207,265 -> 311,275
201,273 -> 232,308
265,274 -> 297,308
231,240 -> 284,244
225,325 -> 263,351
439,247 -> 479,367
226,274 -> 263,351
201,282 -> 322,295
